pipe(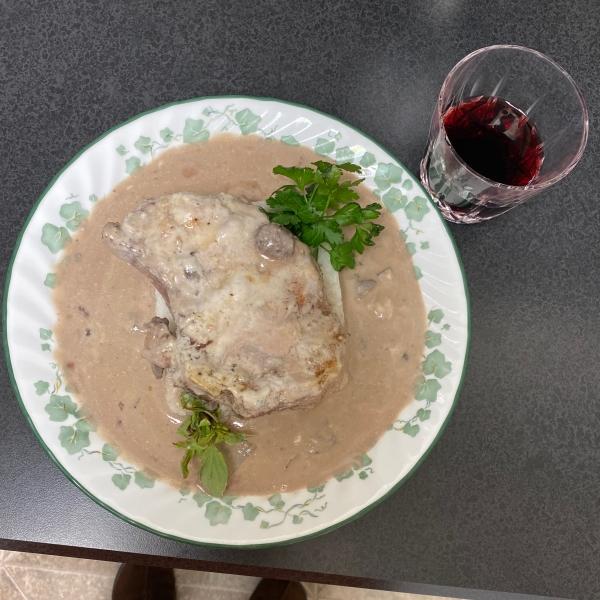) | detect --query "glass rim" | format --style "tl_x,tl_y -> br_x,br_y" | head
437,44 -> 589,192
